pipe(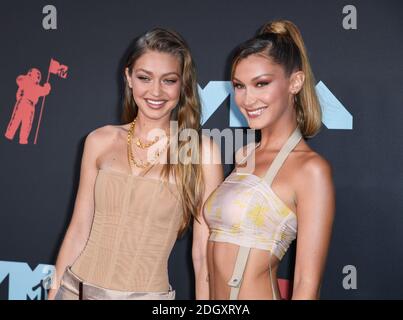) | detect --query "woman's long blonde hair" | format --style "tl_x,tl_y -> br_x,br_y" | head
231,20 -> 322,137
122,28 -> 204,236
